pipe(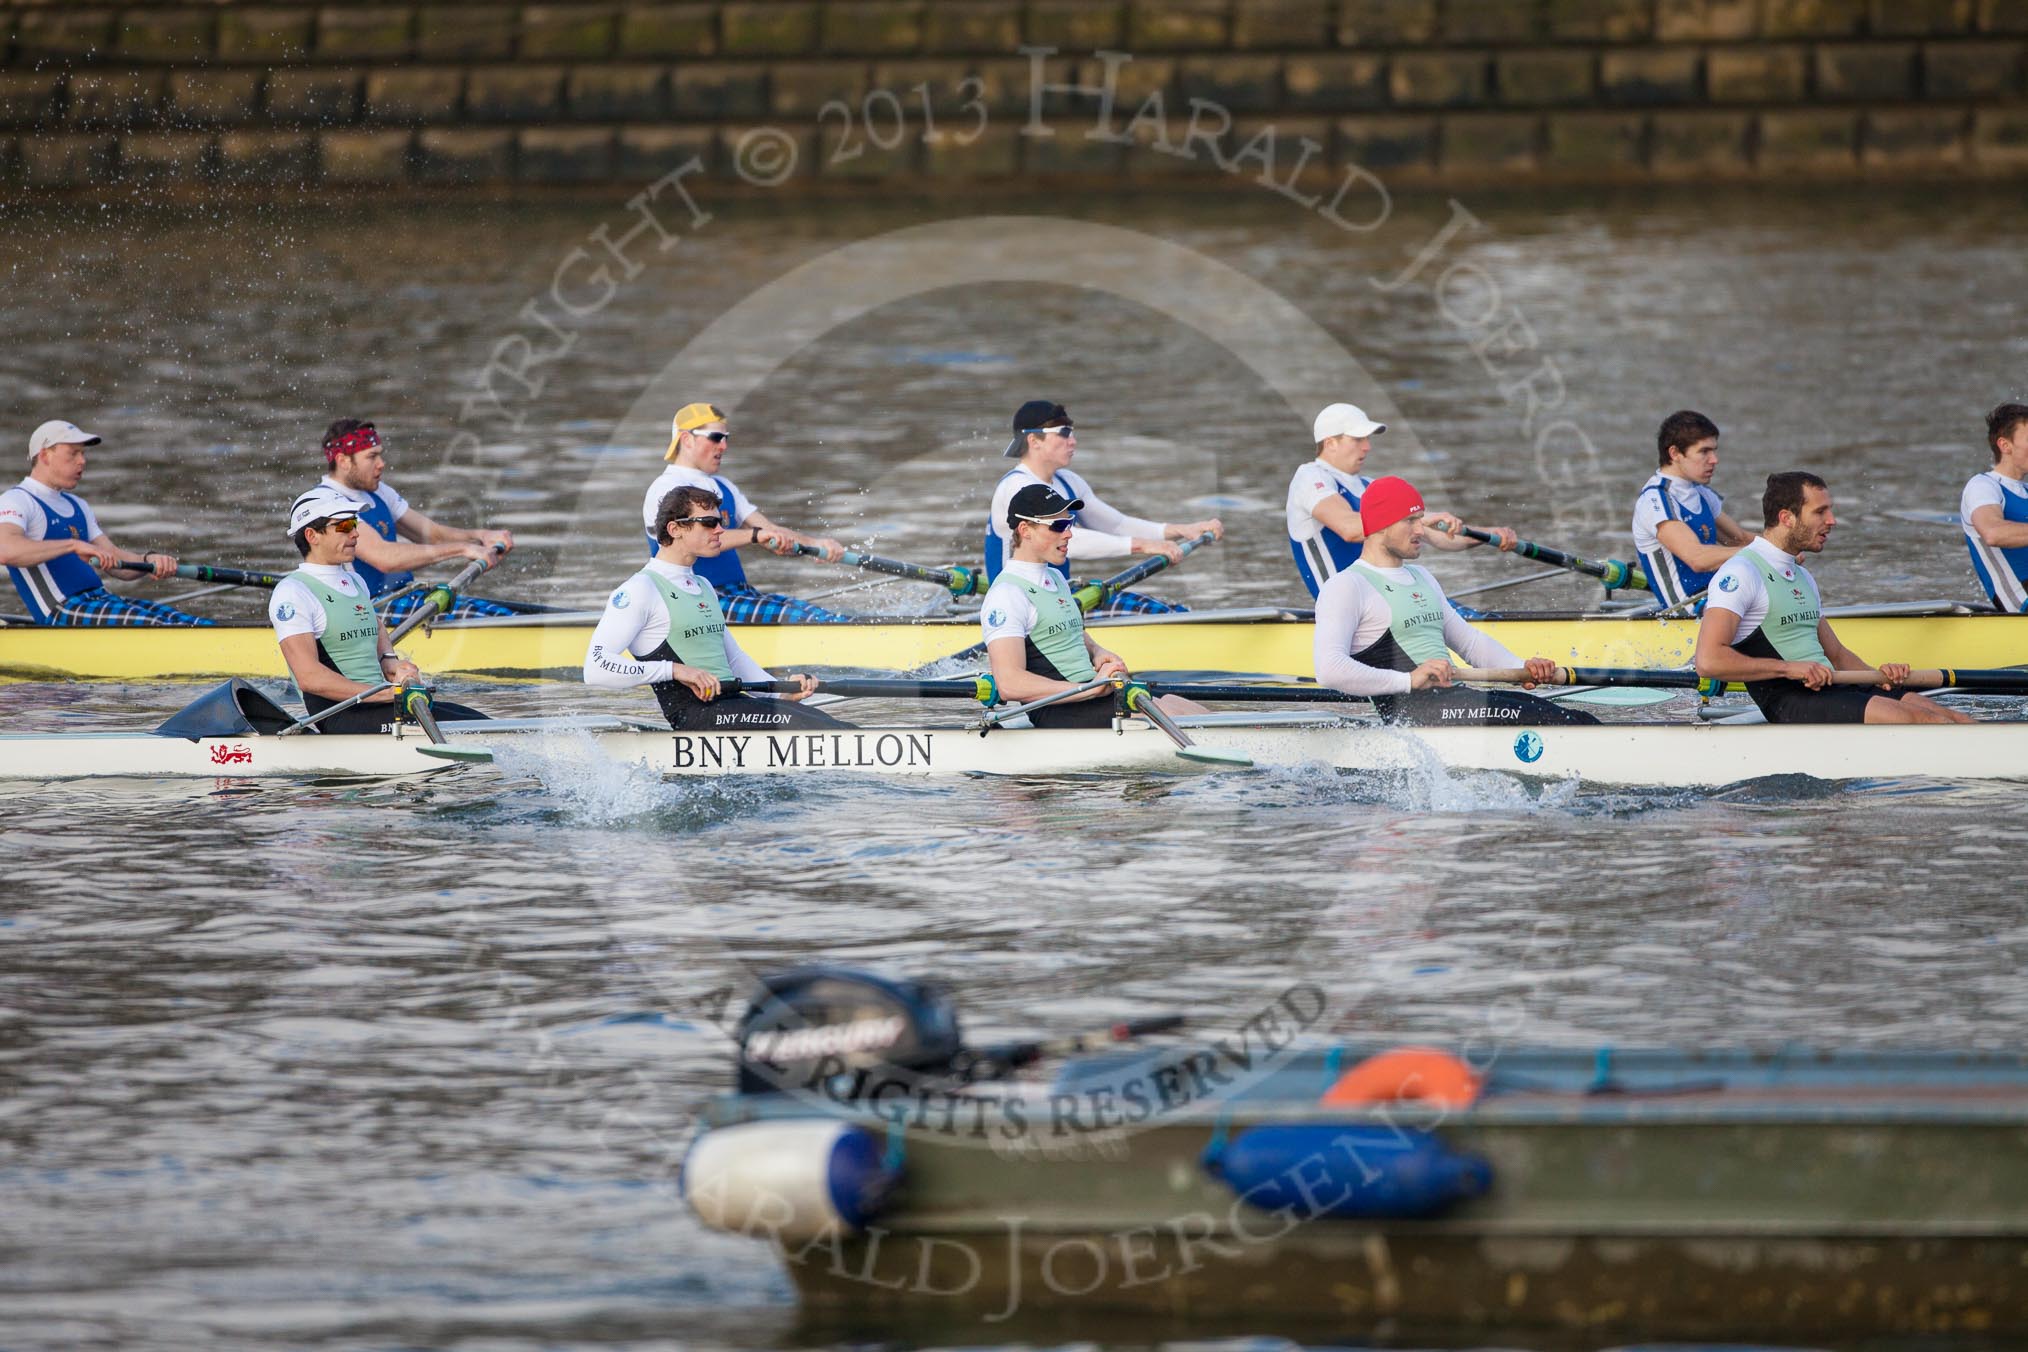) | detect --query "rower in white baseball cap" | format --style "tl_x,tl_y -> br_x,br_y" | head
1285,401 -> 1518,598
271,485 -> 490,734
0,418 -> 206,625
